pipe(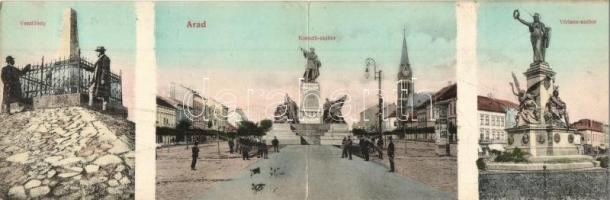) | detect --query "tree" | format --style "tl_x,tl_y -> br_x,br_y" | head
259,119 -> 273,133
176,119 -> 192,142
